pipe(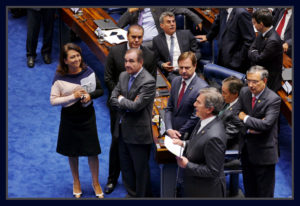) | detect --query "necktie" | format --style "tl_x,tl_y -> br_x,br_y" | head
138,10 -> 144,26
128,75 -> 135,92
276,9 -> 288,37
177,81 -> 186,108
252,96 -> 256,109
169,35 -> 174,65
